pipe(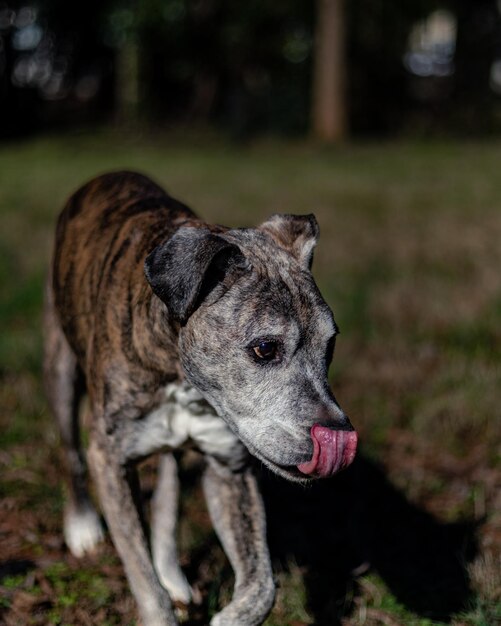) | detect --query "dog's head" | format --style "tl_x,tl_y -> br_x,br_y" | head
145,214 -> 357,482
